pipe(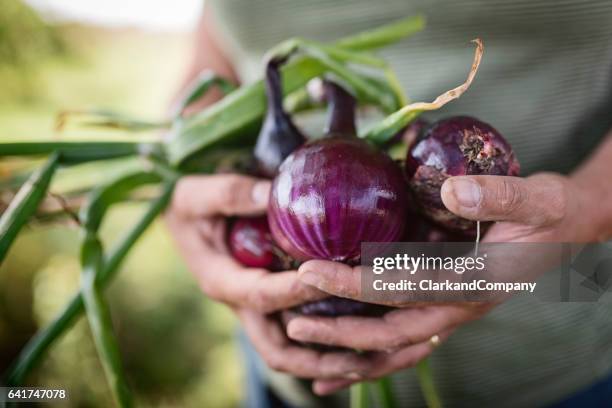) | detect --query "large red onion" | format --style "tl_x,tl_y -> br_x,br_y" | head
268,83 -> 408,262
406,116 -> 520,231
